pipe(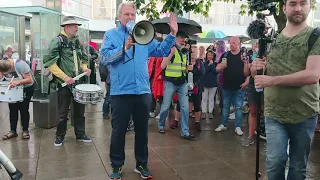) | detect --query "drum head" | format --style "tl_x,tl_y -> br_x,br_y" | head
75,84 -> 101,91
